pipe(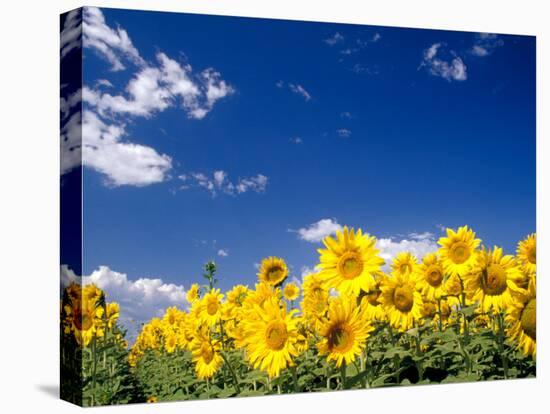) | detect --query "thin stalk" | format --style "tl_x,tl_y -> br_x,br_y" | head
291,365 -> 299,392
497,313 -> 509,379
219,351 -> 241,393
91,335 -> 98,406
340,362 -> 347,390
